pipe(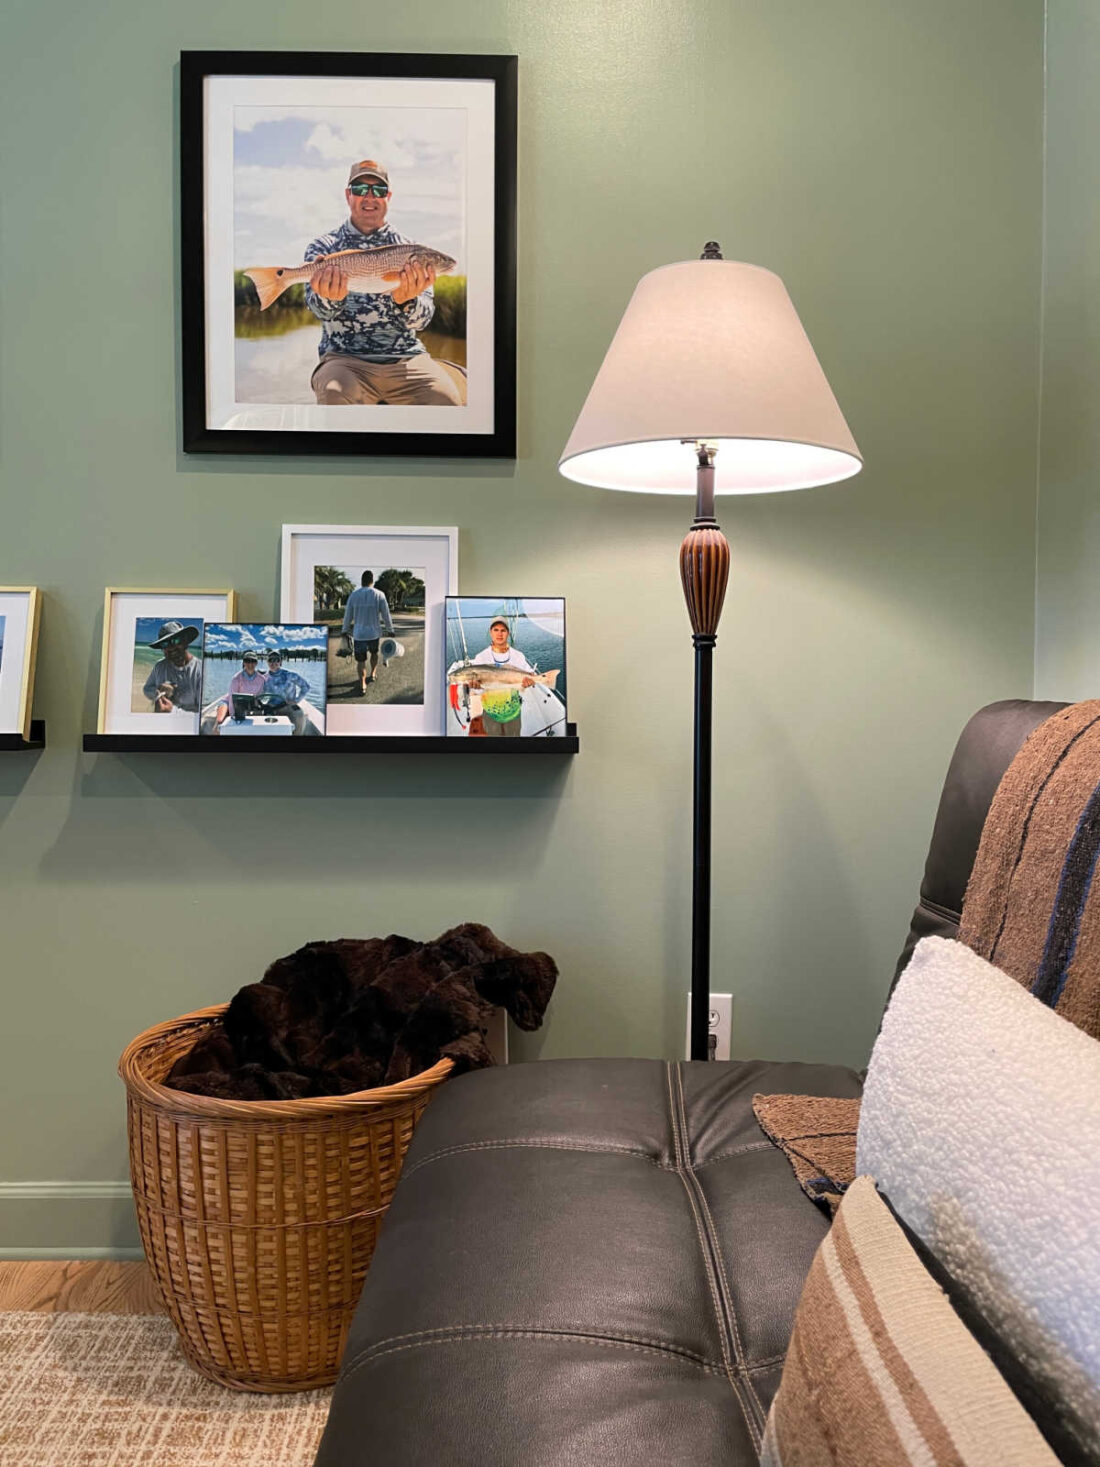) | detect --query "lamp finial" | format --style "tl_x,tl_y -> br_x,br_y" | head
700,241 -> 723,260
